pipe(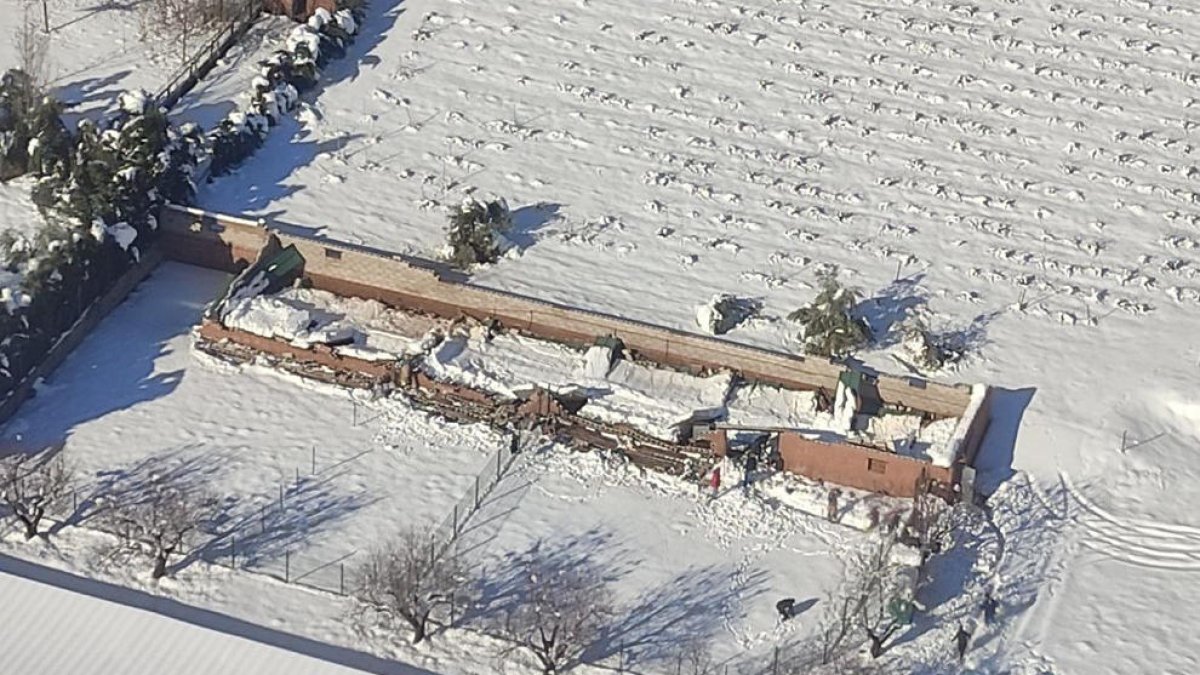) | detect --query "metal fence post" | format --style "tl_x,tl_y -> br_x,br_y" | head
474,476 -> 480,509
279,483 -> 284,509
340,563 -> 345,595
285,551 -> 290,582
312,446 -> 316,474
452,504 -> 459,535
772,646 -> 779,675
